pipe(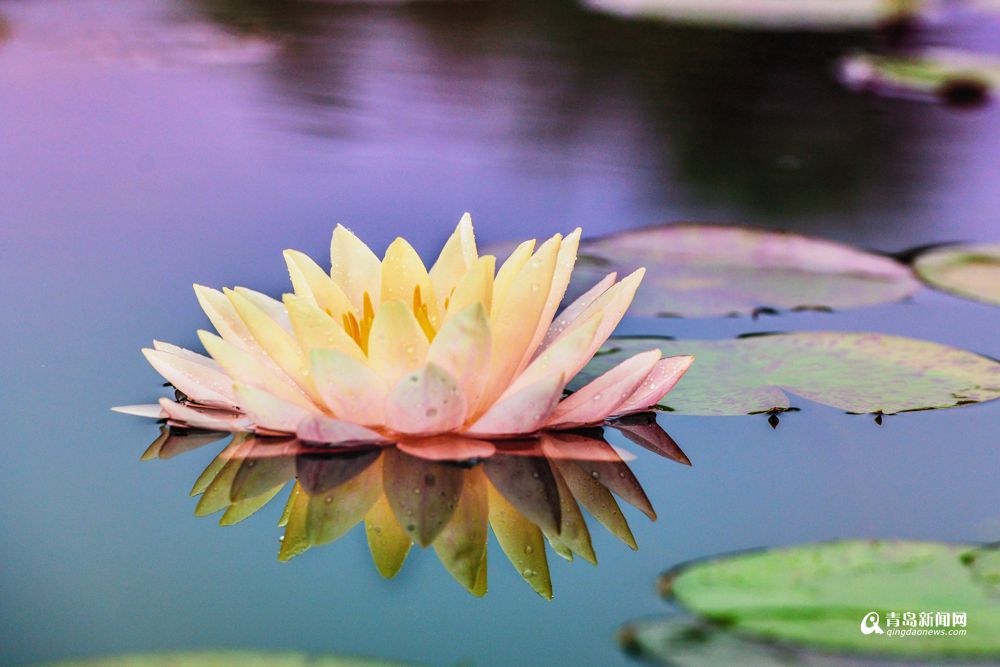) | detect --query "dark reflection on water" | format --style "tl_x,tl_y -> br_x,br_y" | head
141,420 -> 686,599
185,0 -> 940,221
